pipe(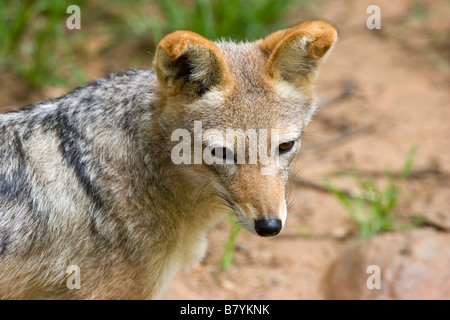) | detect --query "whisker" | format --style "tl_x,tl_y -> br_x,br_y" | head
197,183 -> 237,215
287,198 -> 295,211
